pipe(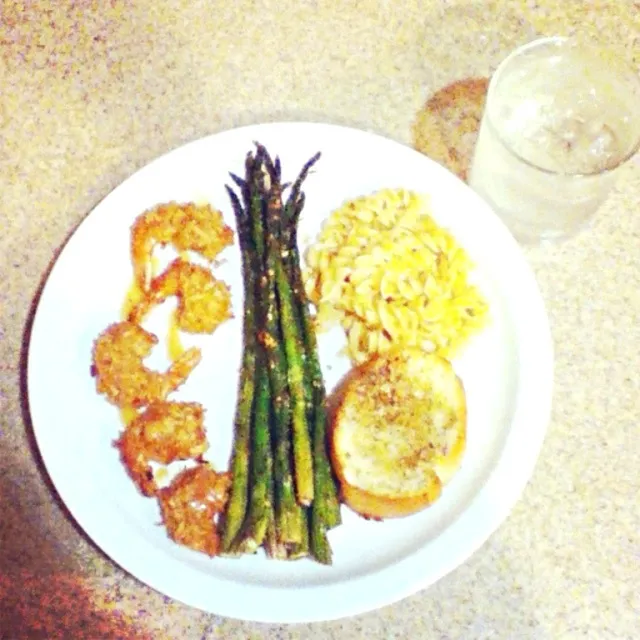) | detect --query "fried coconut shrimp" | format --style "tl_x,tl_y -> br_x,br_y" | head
115,401 -> 208,496
131,201 -> 234,290
92,321 -> 201,408
128,258 -> 232,334
158,464 -> 232,556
